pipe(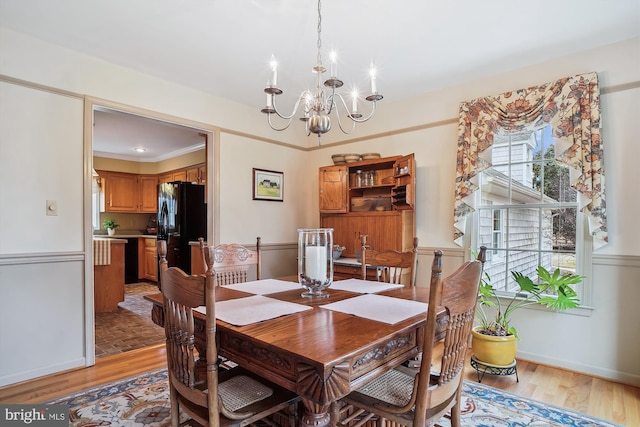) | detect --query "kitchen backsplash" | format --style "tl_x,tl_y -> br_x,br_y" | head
98,212 -> 154,233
